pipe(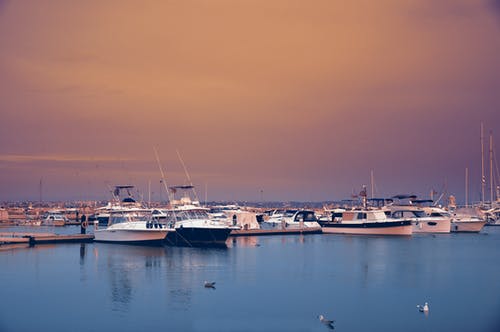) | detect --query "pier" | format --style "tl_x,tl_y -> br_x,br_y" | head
0,232 -> 94,246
